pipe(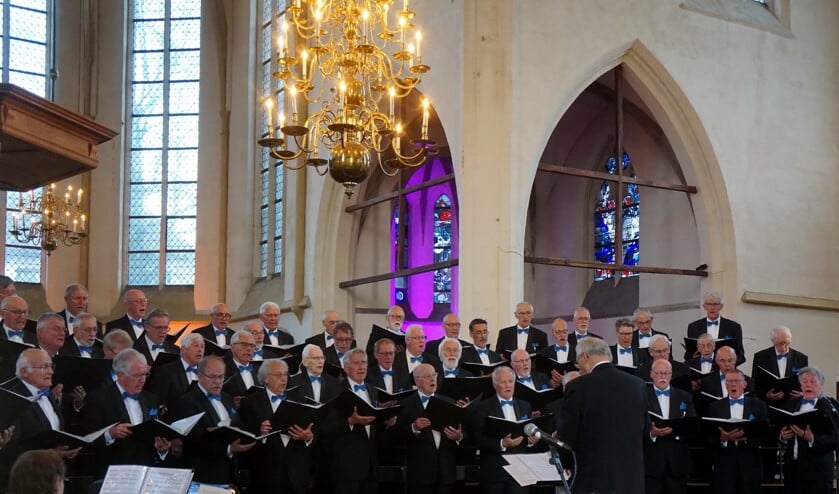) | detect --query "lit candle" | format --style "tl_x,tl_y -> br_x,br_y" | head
388,87 -> 395,122
279,111 -> 286,129
383,4 -> 389,29
301,49 -> 308,79
421,98 -> 429,138
399,16 -> 406,45
361,10 -> 369,42
404,0 -> 409,12
315,8 -> 321,40
395,122 -> 402,152
282,20 -> 290,58
416,30 -> 422,59
77,188 -> 83,206
80,214 -> 86,232
265,98 -> 274,136
73,218 -> 78,234
277,32 -> 283,58
407,42 -> 414,66
17,192 -> 22,207
29,190 -> 34,203
290,85 -> 298,119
